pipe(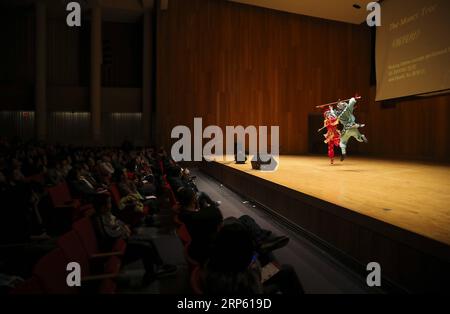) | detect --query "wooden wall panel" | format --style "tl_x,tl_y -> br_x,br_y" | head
359,88 -> 450,161
102,22 -> 142,87
102,113 -> 144,146
155,0 -> 371,155
0,9 -> 35,86
102,87 -> 142,112
155,0 -> 450,162
47,87 -> 89,112
47,19 -> 82,86
46,87 -> 142,113
47,112 -> 91,144
0,111 -> 35,140
0,8 -> 35,109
